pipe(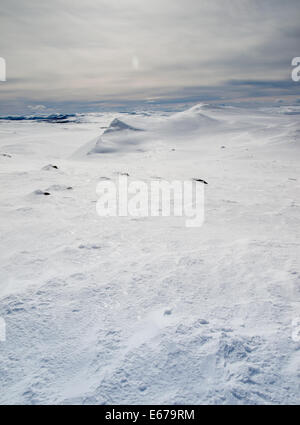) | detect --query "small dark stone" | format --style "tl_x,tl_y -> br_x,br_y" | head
193,178 -> 208,185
